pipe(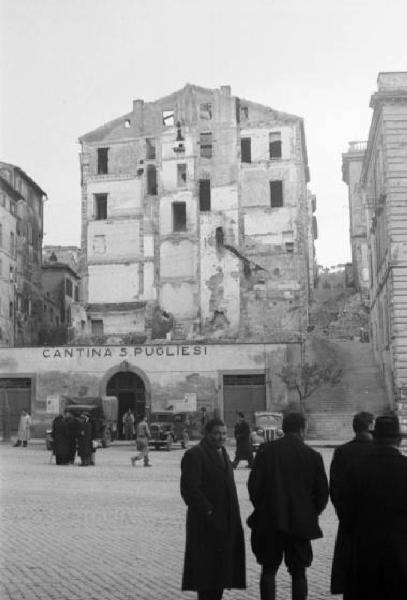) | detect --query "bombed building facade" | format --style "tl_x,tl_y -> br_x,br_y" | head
0,85 -> 318,437
79,84 -> 315,345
